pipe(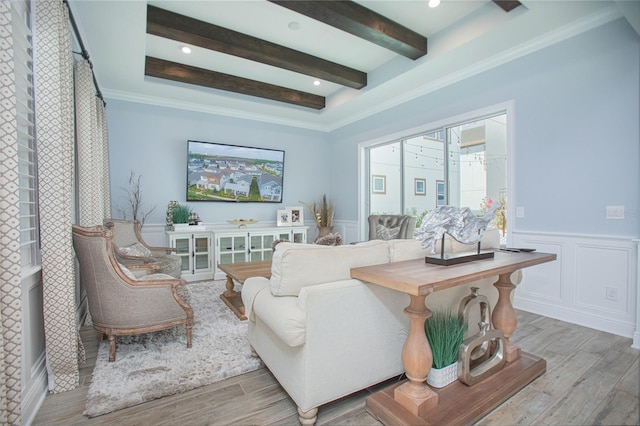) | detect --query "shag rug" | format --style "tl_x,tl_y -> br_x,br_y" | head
84,280 -> 262,417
